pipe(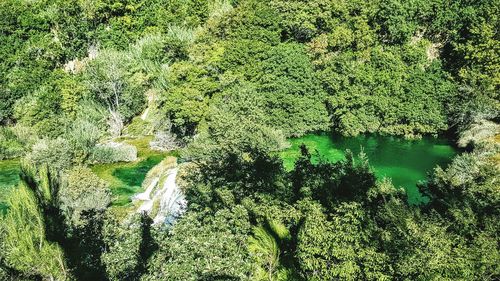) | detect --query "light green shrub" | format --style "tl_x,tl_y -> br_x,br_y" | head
0,183 -> 68,280
89,142 -> 137,164
25,138 -> 73,170
59,166 -> 111,228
